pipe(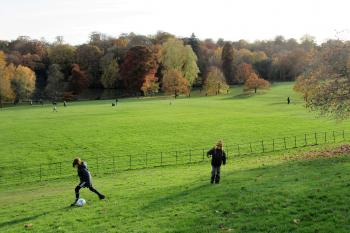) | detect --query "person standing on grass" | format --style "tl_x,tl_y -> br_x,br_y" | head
207,140 -> 226,184
287,97 -> 291,104
71,157 -> 105,206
